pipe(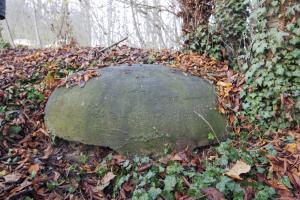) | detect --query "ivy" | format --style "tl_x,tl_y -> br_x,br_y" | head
214,0 -> 250,66
183,0 -> 249,67
0,25 -> 10,49
242,0 -> 300,131
186,25 -> 223,60
183,0 -> 299,132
